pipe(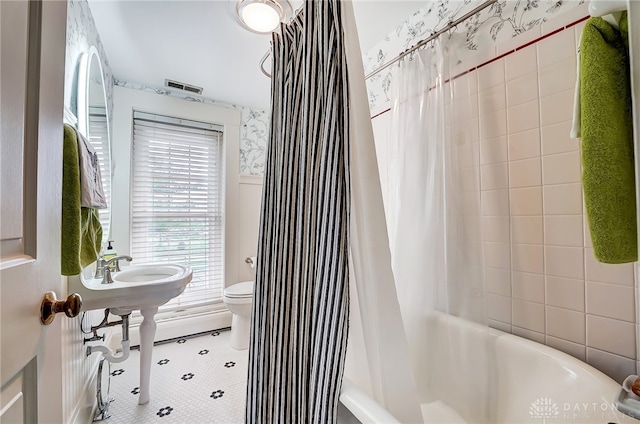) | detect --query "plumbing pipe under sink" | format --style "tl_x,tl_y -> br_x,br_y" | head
87,312 -> 131,363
